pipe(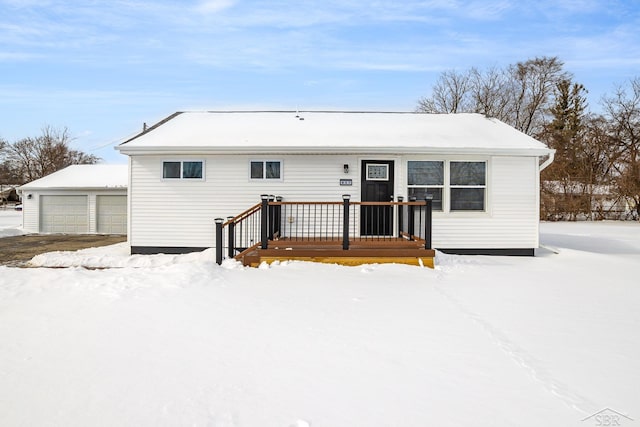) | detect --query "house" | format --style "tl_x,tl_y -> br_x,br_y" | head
116,111 -> 554,260
18,164 -> 128,234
